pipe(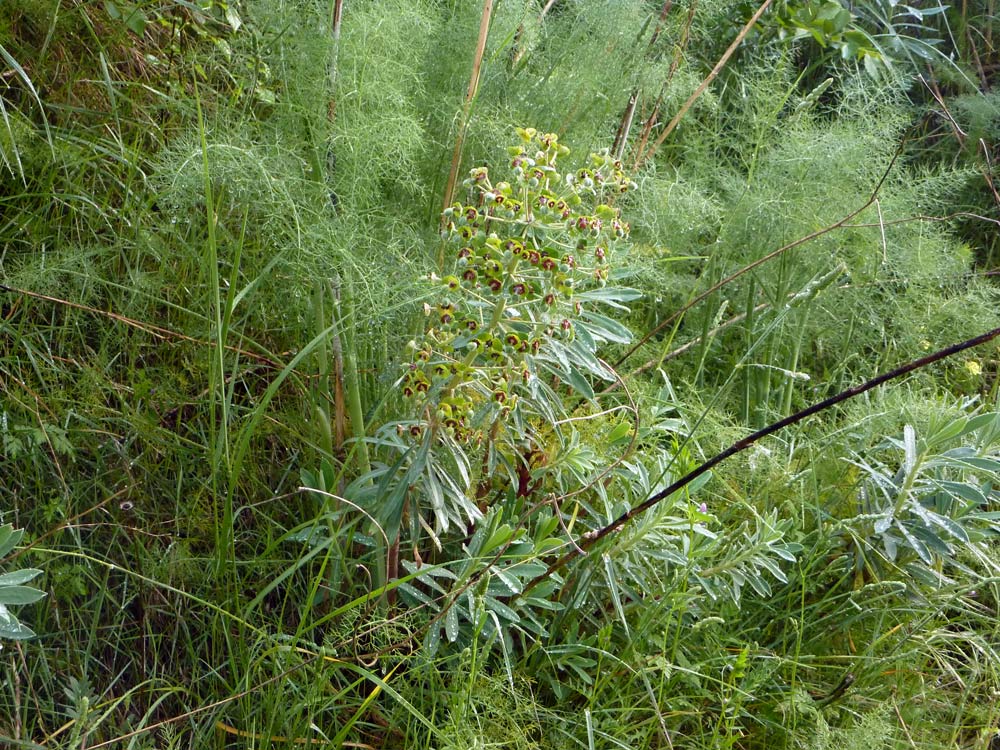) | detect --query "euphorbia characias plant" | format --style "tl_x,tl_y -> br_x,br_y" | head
355,127 -> 638,558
